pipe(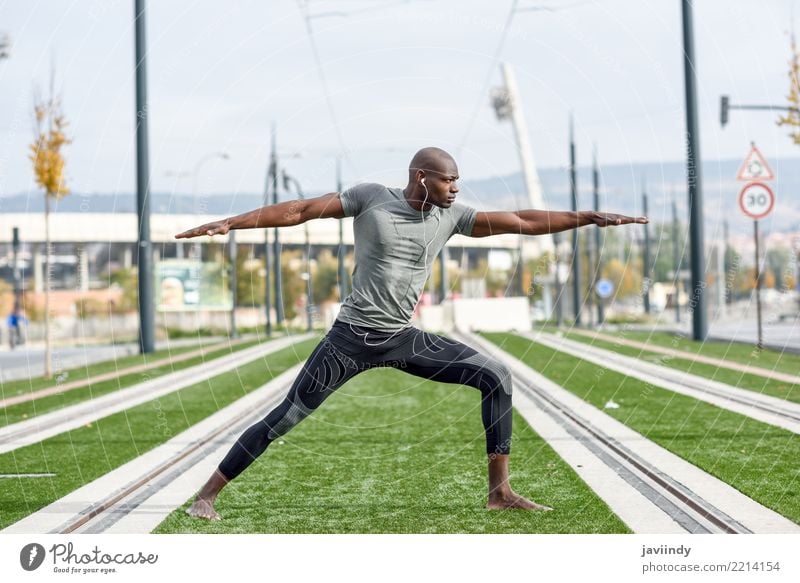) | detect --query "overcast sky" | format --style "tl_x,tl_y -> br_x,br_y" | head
1,0 -> 799,198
